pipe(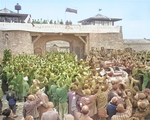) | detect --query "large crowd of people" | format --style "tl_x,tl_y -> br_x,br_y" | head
0,47 -> 150,120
